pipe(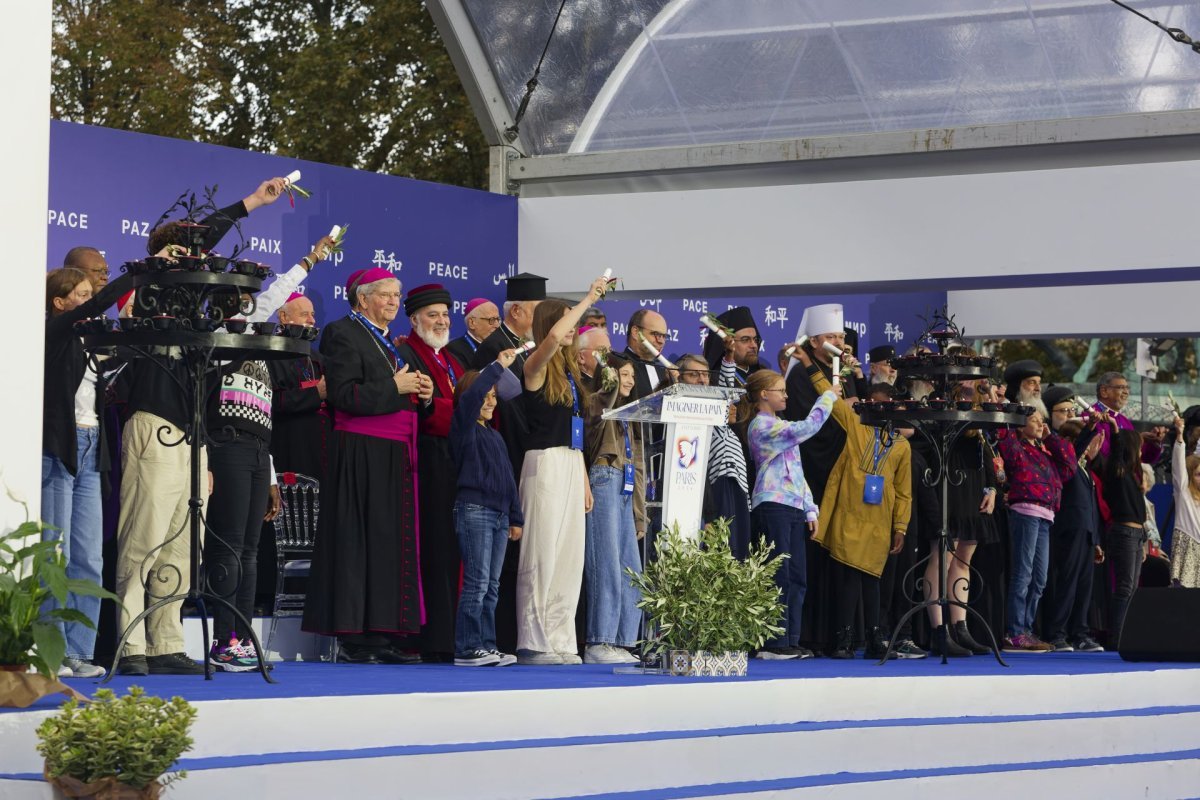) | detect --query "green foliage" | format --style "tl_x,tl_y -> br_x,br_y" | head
626,519 -> 786,655
0,521 -> 120,675
37,687 -> 197,790
52,1 -> 489,189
